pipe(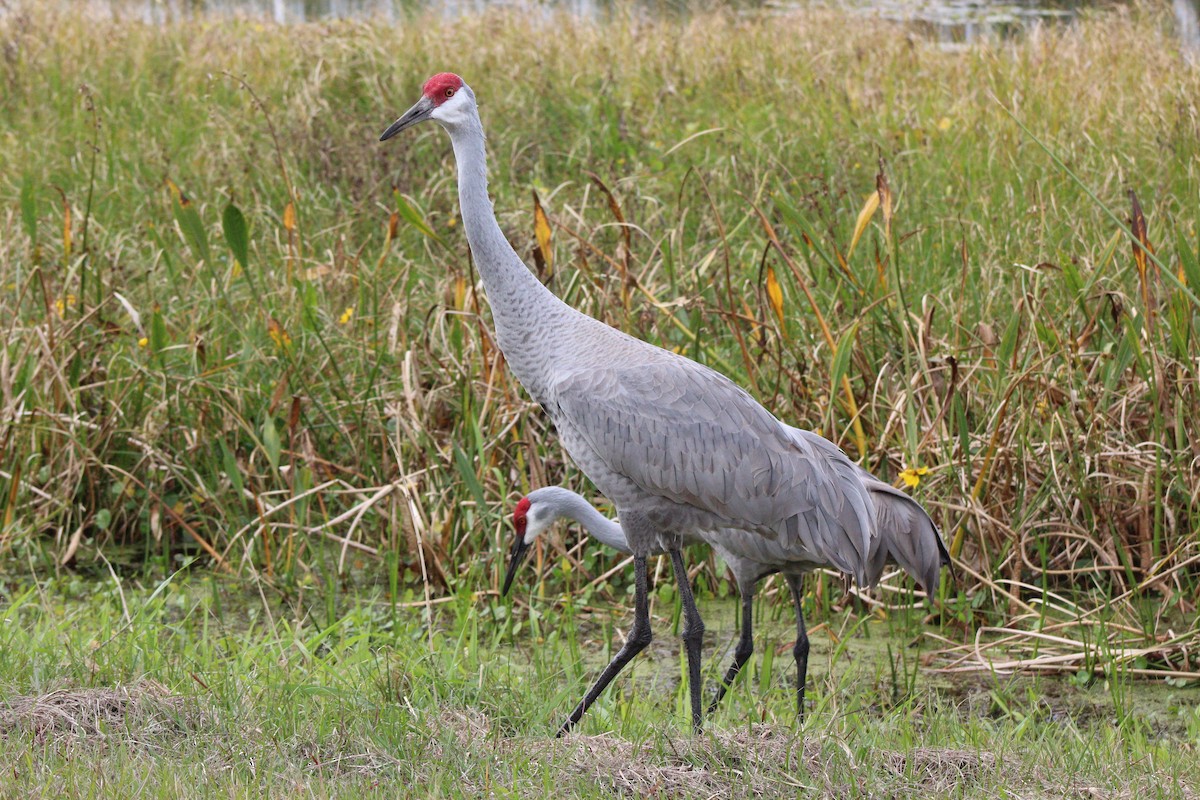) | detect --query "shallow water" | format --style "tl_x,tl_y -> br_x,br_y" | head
79,0 -> 1200,50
